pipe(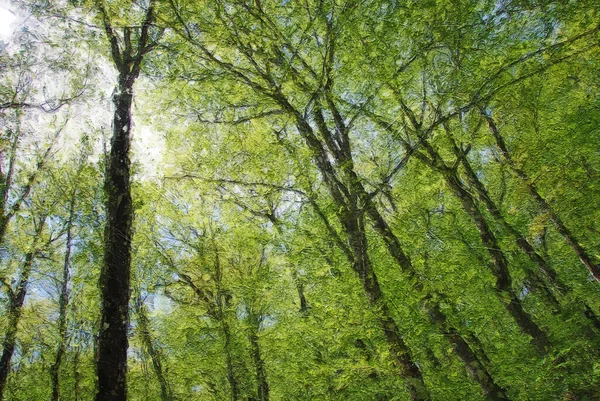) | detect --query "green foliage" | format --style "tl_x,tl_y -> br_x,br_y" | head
1,0 -> 600,400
